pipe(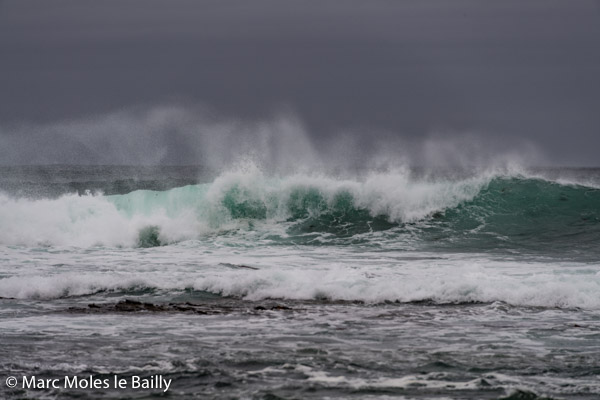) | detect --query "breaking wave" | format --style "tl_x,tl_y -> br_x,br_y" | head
0,168 -> 598,250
